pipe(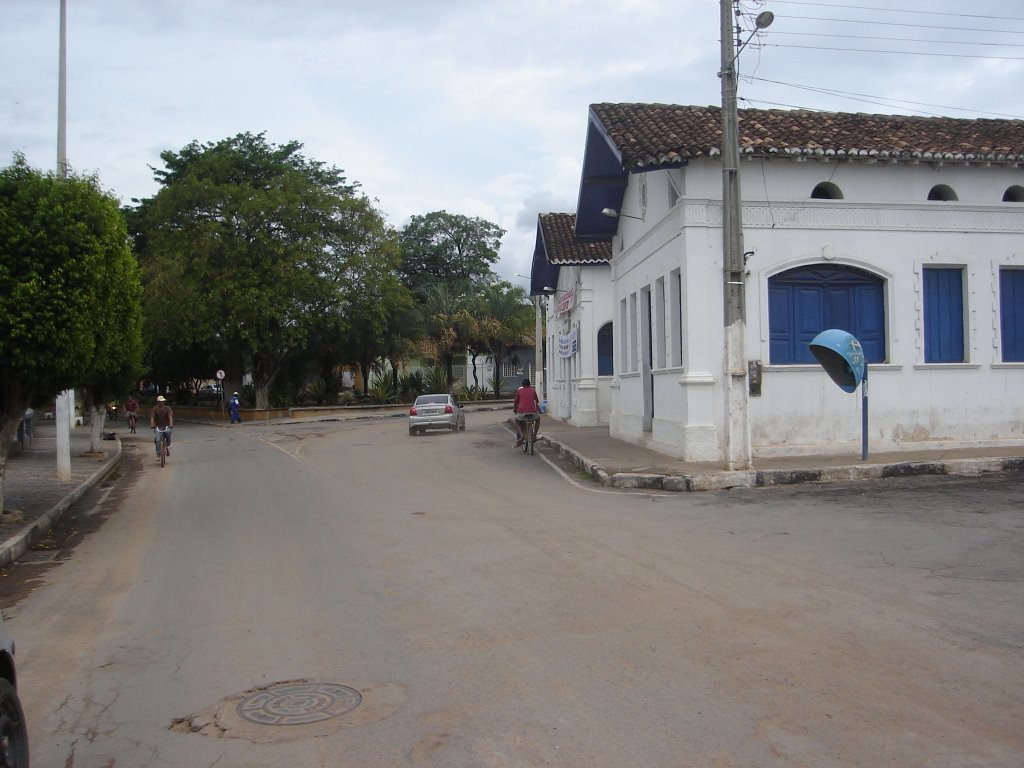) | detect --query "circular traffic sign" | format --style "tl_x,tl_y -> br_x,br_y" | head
215,369 -> 225,380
